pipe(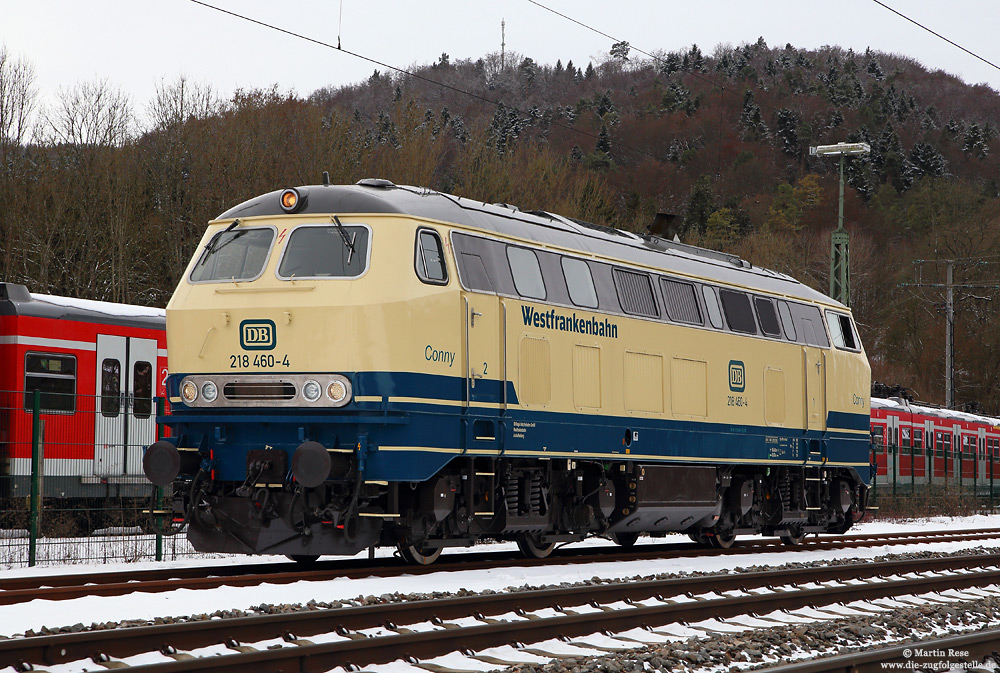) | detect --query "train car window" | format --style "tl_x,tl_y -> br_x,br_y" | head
613,268 -> 659,318
754,297 -> 782,337
133,361 -> 153,419
277,225 -> 369,278
777,301 -> 796,341
826,311 -> 859,350
901,426 -> 911,446
719,289 -> 757,334
507,246 -> 546,299
561,257 -> 598,308
190,227 -> 274,283
414,229 -> 448,284
913,428 -> 924,449
101,358 -> 122,417
702,286 -> 724,329
23,353 -> 76,413
872,425 -> 884,451
661,278 -> 702,325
